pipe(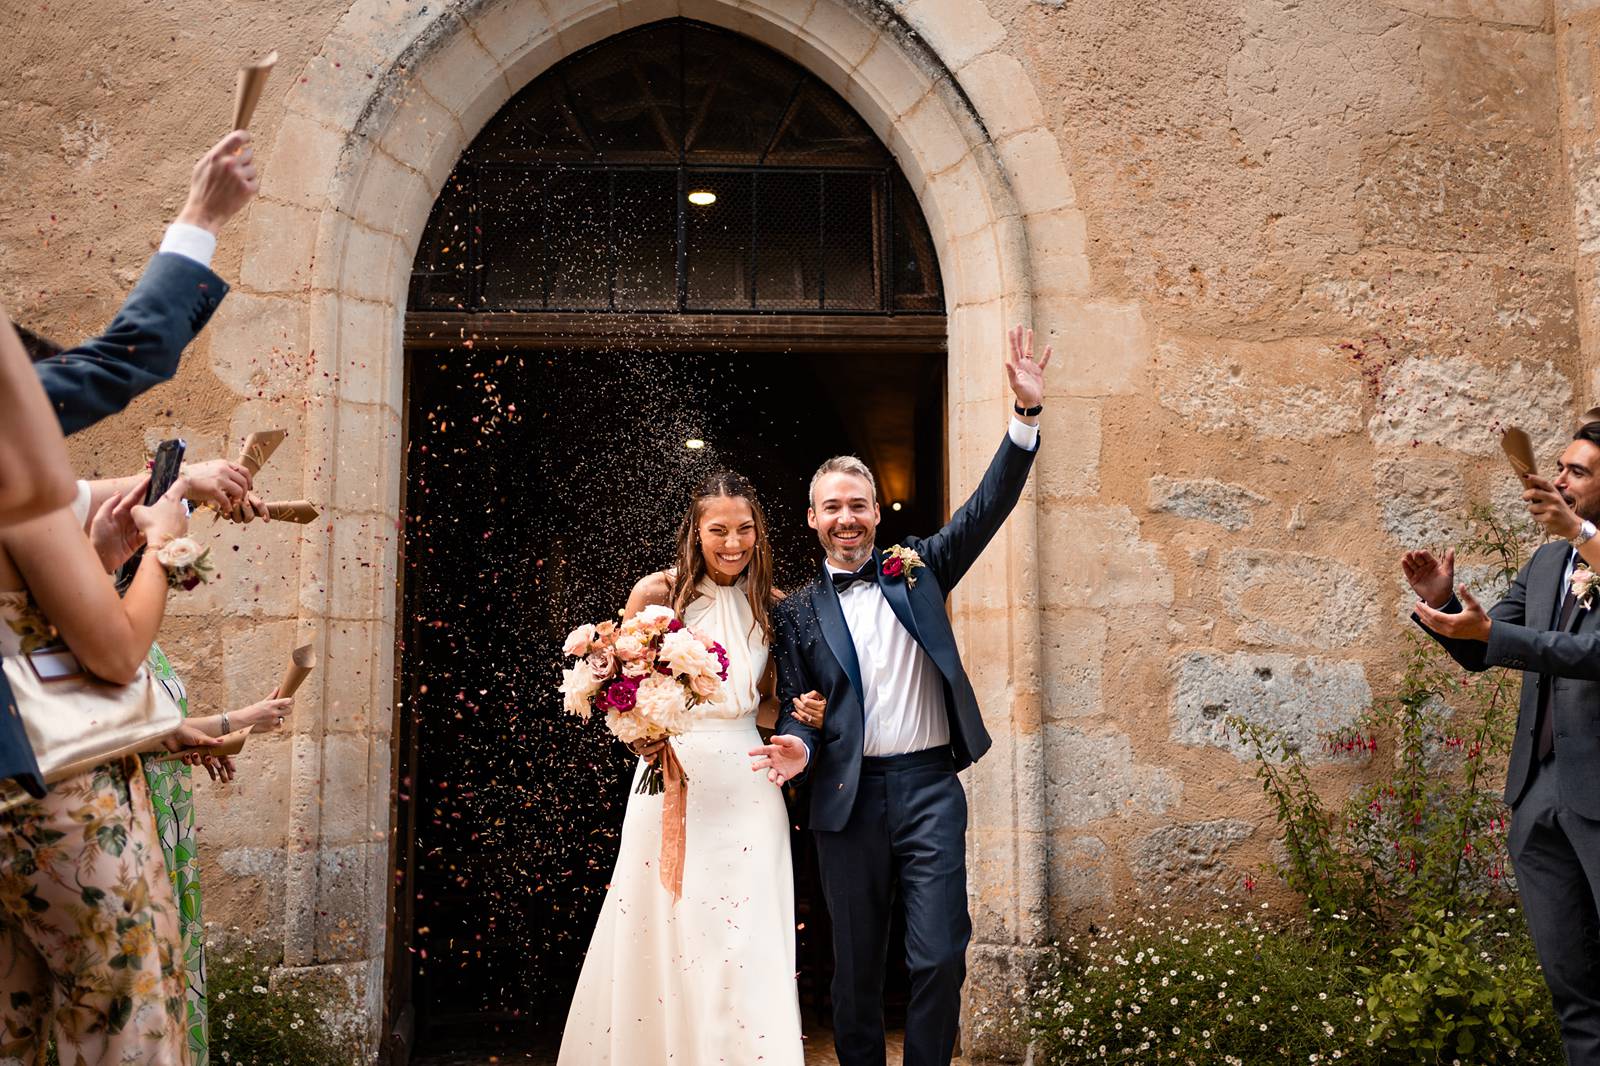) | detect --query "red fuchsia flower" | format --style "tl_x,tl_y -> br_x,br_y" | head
881,556 -> 904,579
668,619 -> 685,633
606,677 -> 639,712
